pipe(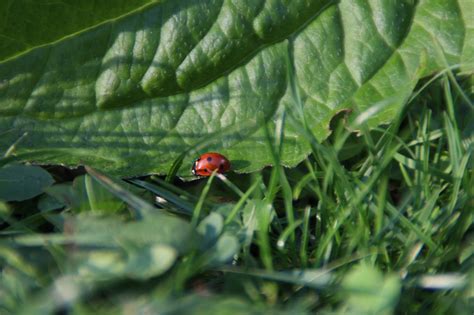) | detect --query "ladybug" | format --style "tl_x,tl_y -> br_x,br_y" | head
192,152 -> 231,176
